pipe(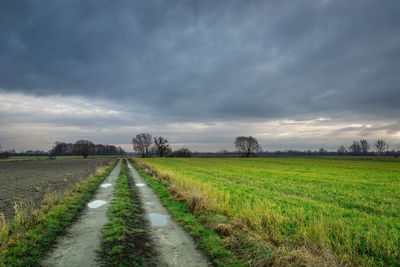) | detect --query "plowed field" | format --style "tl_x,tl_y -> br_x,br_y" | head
0,158 -> 114,220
